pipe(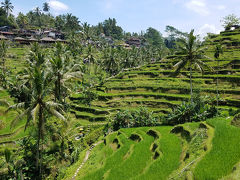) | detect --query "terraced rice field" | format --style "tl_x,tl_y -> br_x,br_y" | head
71,29 -> 240,122
63,117 -> 240,180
